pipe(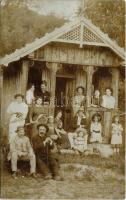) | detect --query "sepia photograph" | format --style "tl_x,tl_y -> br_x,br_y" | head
0,0 -> 125,199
